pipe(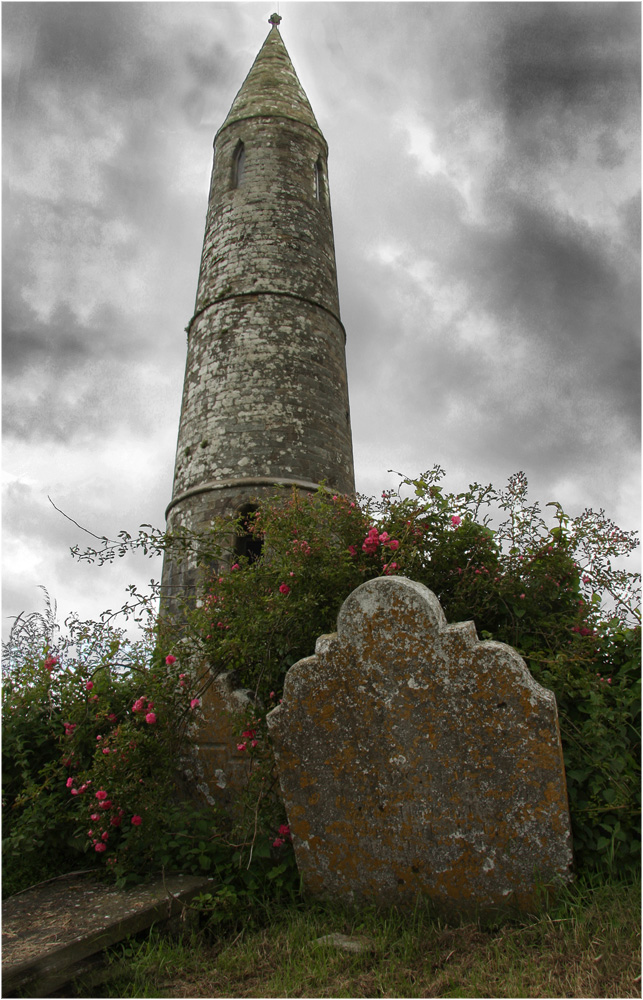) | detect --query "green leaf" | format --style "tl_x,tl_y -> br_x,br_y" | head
566,769 -> 590,783
252,838 -> 272,859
